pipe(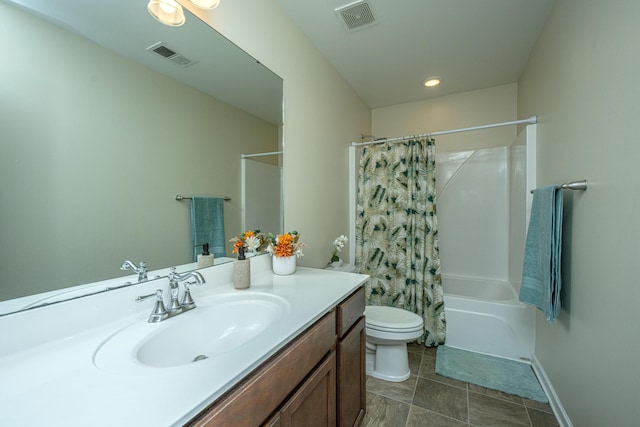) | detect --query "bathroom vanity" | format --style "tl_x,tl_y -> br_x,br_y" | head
0,255 -> 368,426
189,286 -> 366,426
